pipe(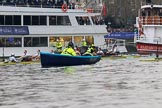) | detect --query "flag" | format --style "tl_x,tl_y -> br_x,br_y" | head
102,2 -> 107,17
